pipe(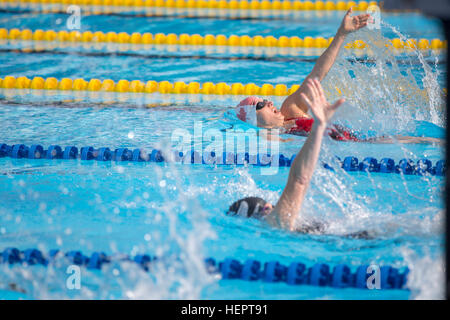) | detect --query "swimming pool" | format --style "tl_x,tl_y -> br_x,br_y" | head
0,1 -> 446,299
